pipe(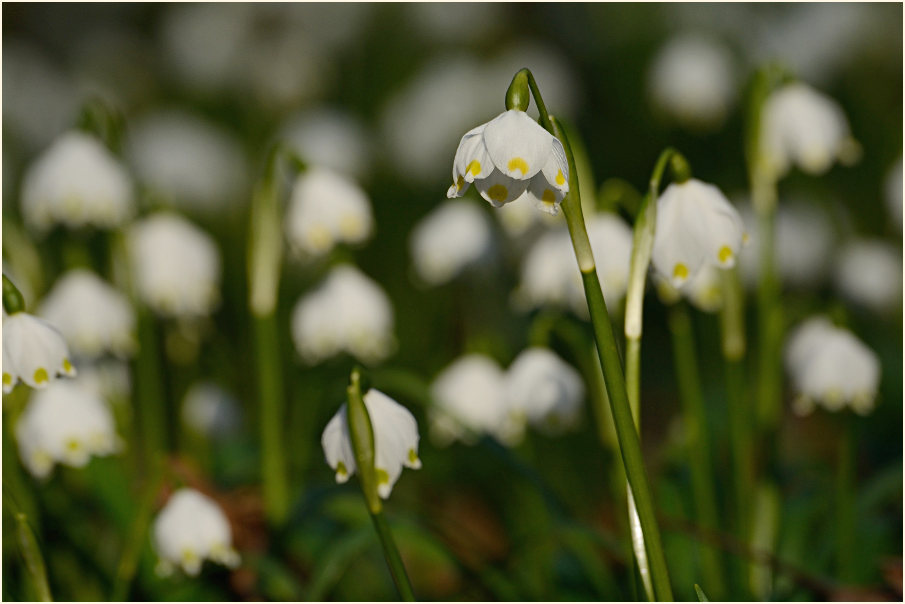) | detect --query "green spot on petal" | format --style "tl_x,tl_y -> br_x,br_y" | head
2,373 -> 12,386
33,368 -> 49,384
376,468 -> 390,485
408,449 -> 419,464
336,461 -> 347,477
